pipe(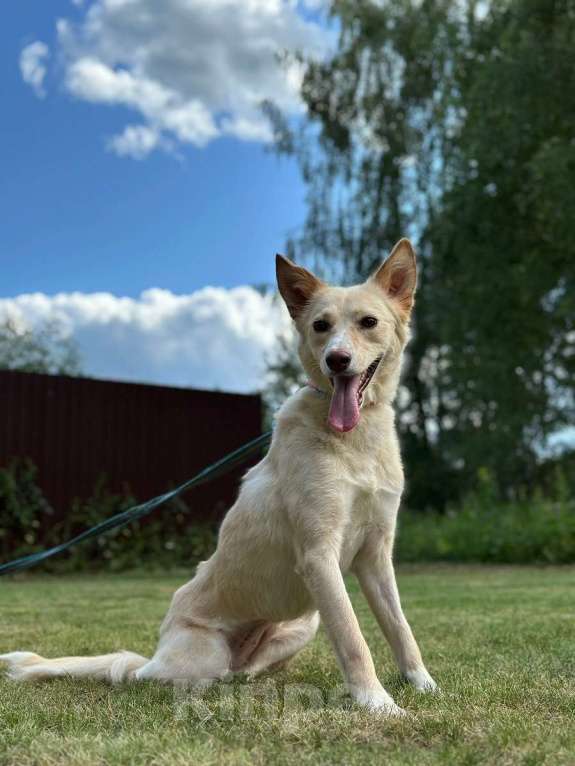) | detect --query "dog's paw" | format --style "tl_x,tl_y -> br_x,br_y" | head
352,687 -> 407,717
404,667 -> 439,693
